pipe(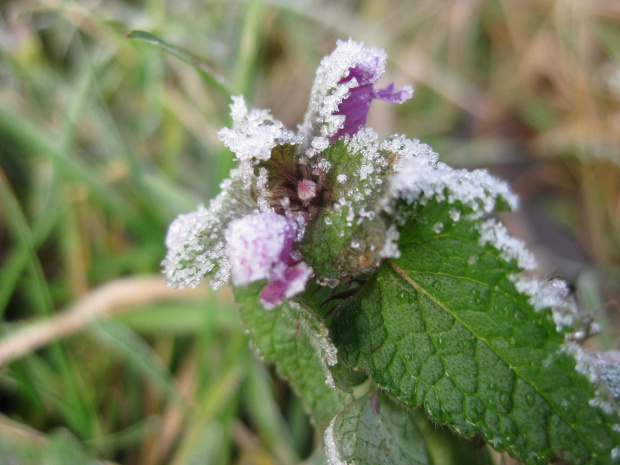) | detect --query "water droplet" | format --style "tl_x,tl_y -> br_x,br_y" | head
437,335 -> 446,348
324,217 -> 332,225
350,240 -> 360,249
432,281 -> 442,291
525,393 -> 535,406
489,382 -> 497,391
402,353 -> 413,361
462,340 -> 472,350
500,392 -> 511,408
399,291 -> 412,303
